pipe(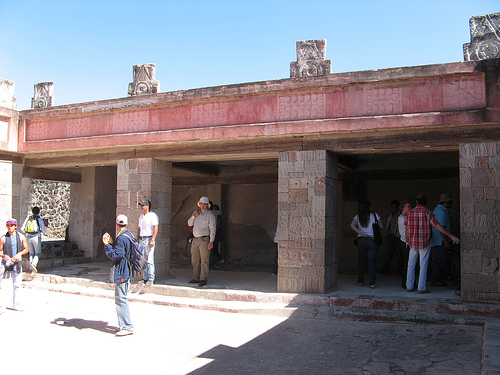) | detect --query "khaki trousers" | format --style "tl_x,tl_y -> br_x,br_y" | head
191,236 -> 210,281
